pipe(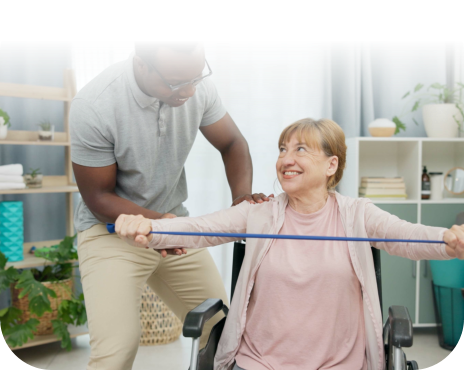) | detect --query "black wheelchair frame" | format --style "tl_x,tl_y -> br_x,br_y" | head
183,241 -> 419,370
